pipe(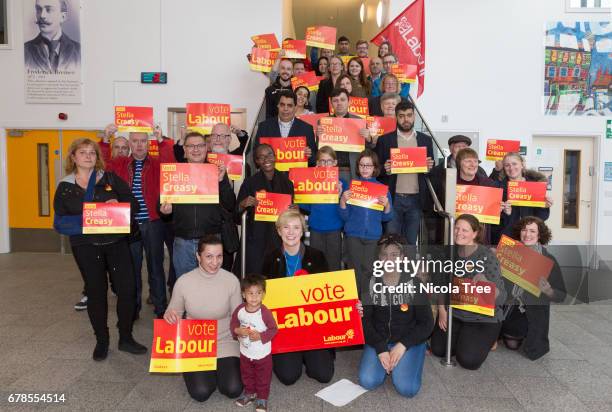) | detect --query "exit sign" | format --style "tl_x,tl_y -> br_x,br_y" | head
141,72 -> 167,84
